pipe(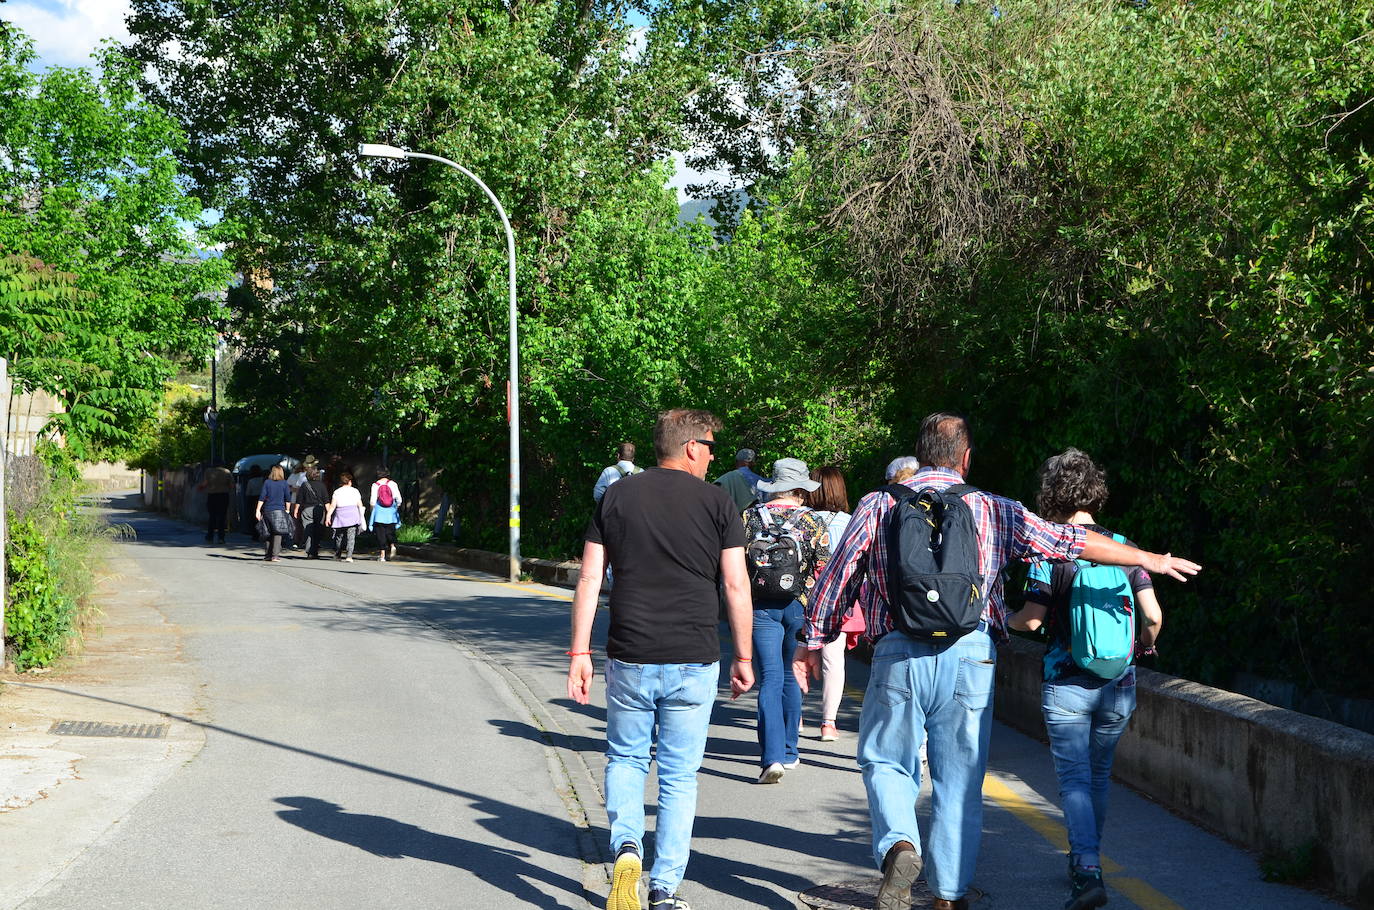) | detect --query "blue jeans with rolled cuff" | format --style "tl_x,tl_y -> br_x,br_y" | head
1042,666 -> 1137,870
